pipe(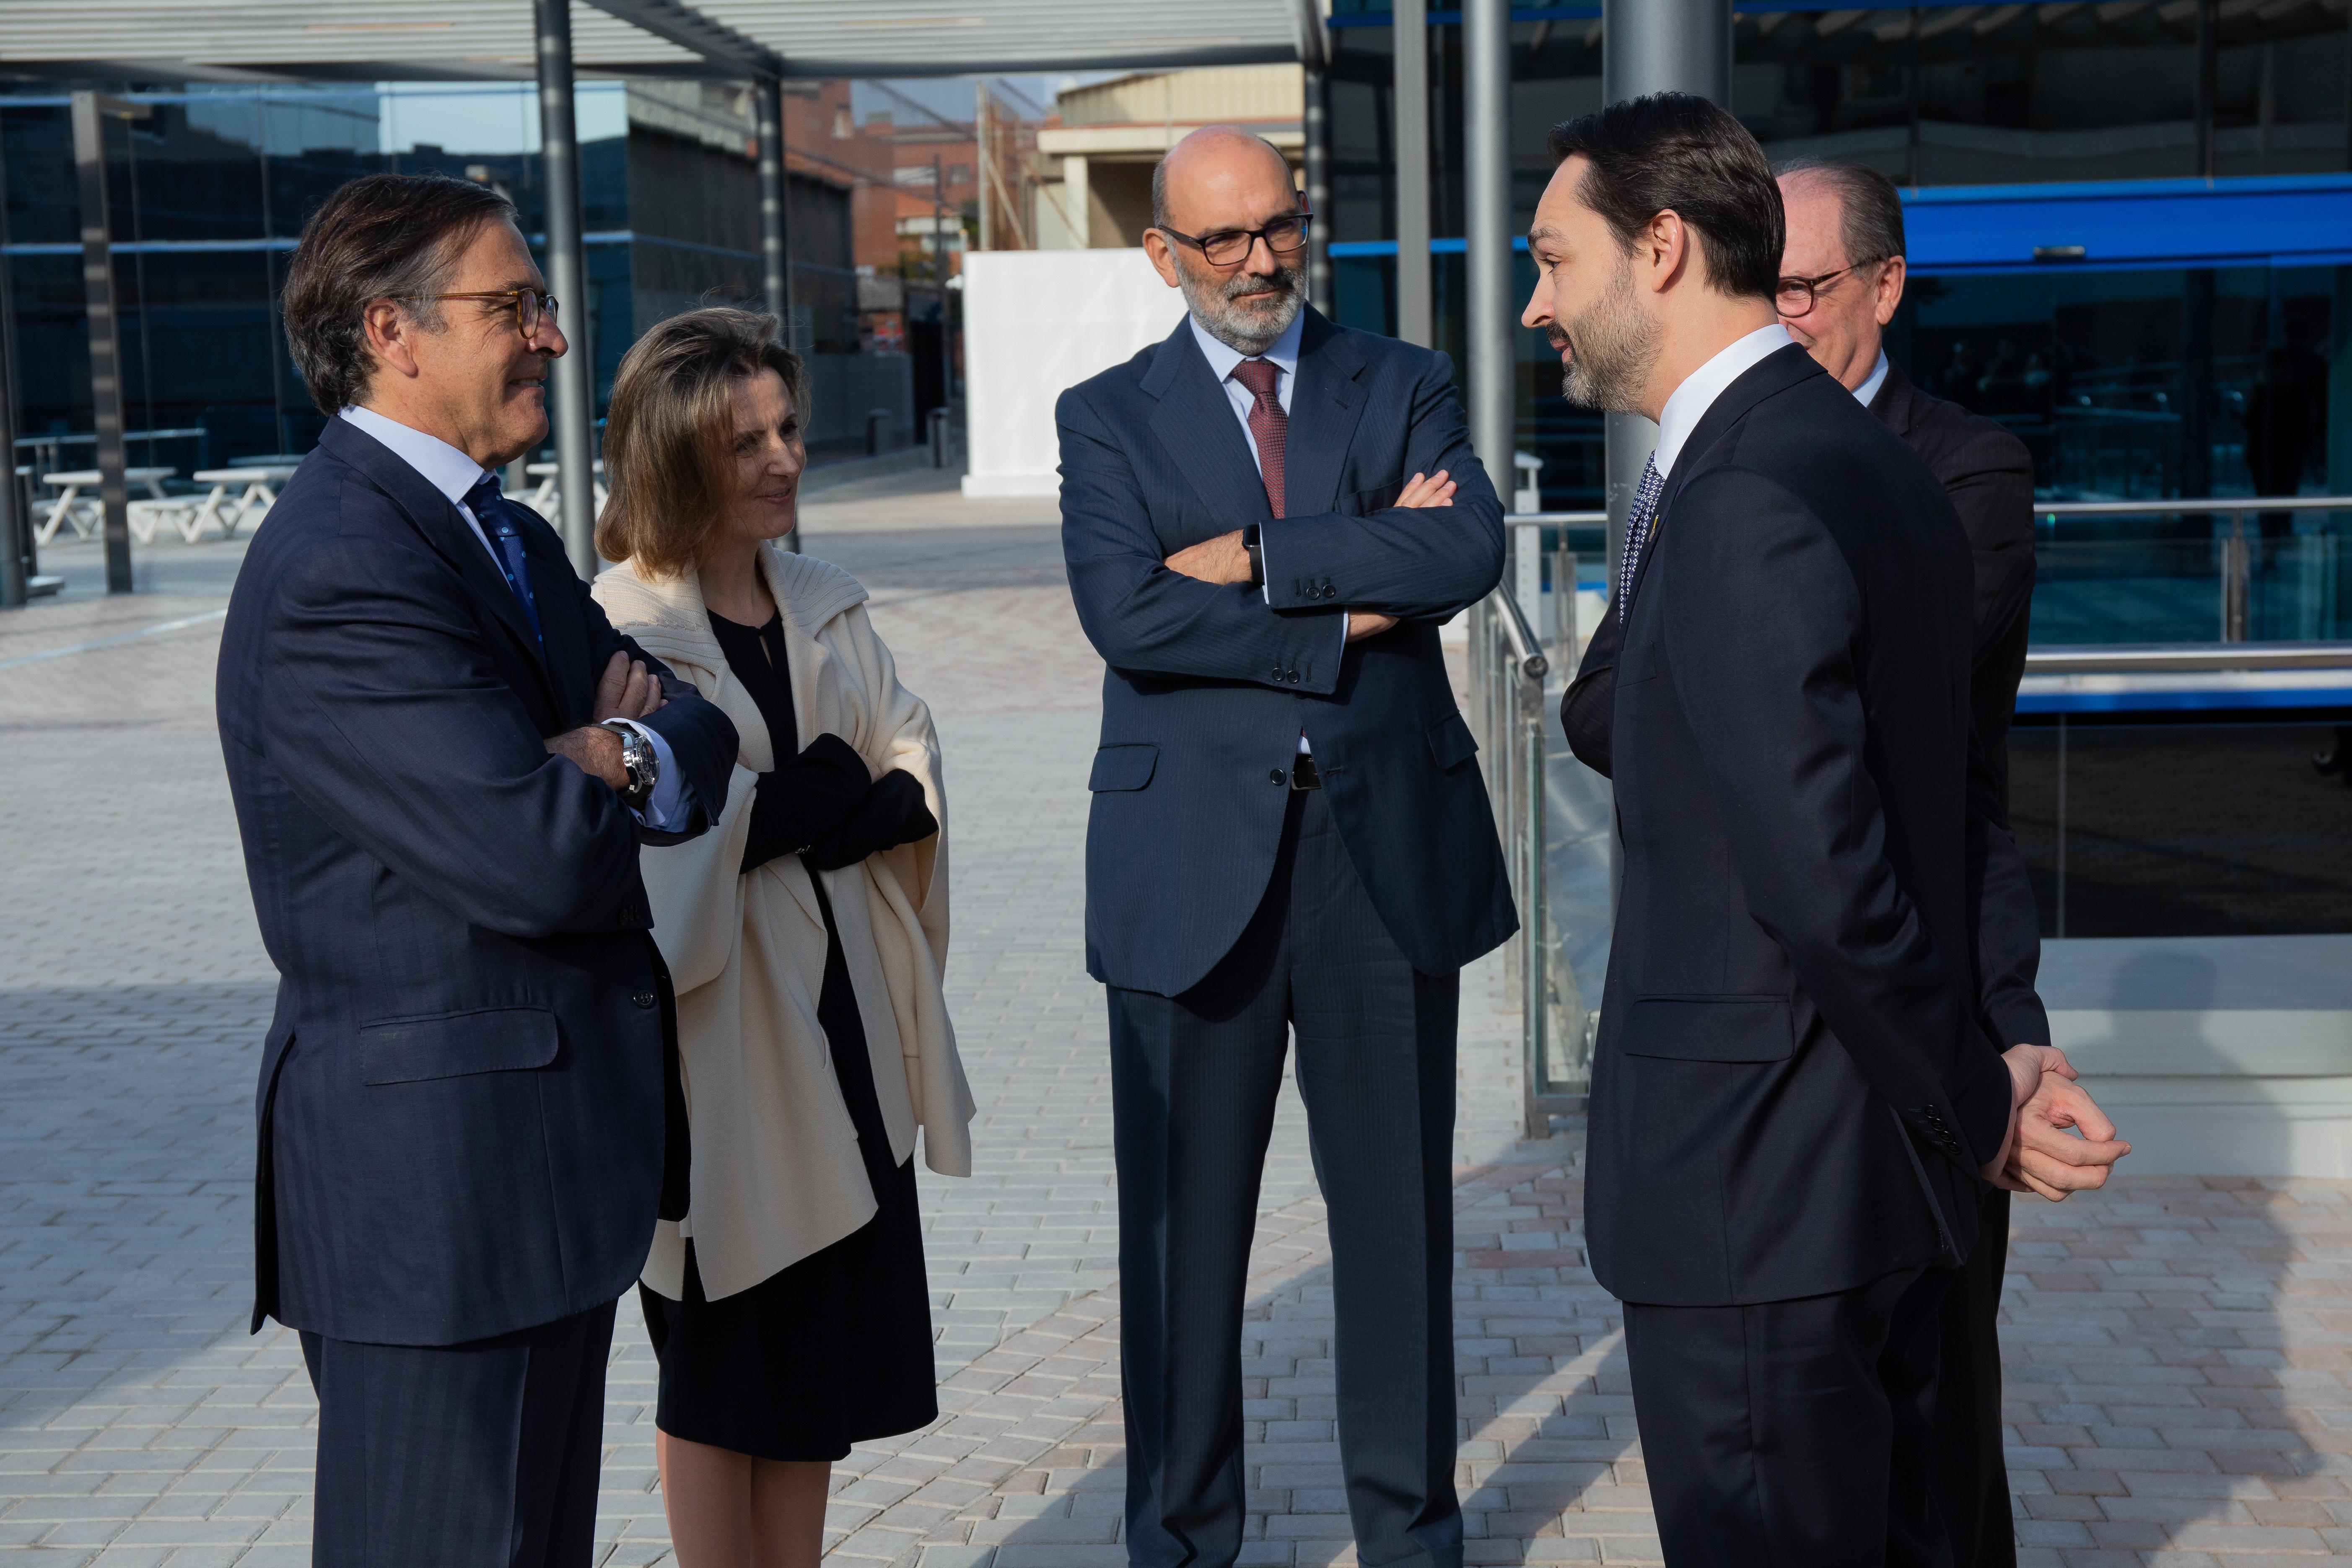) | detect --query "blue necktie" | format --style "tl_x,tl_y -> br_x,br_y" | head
1617,454 -> 1664,615
462,475 -> 543,649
